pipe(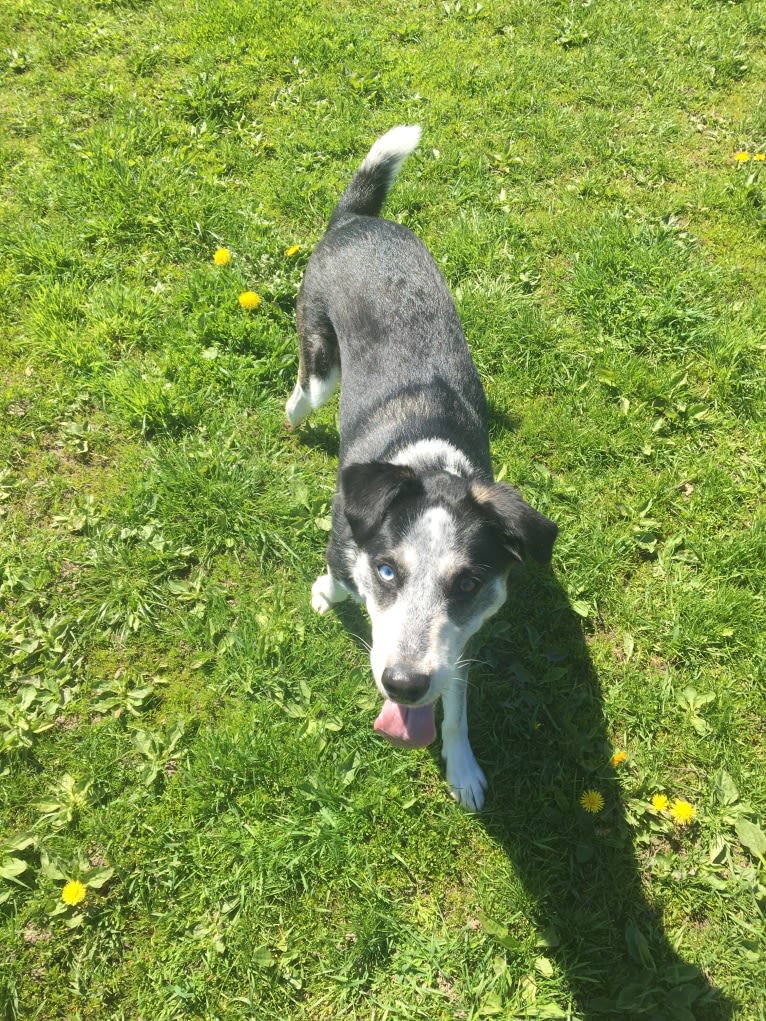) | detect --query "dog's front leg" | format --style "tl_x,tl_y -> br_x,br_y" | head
311,568 -> 351,614
441,670 -> 487,811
